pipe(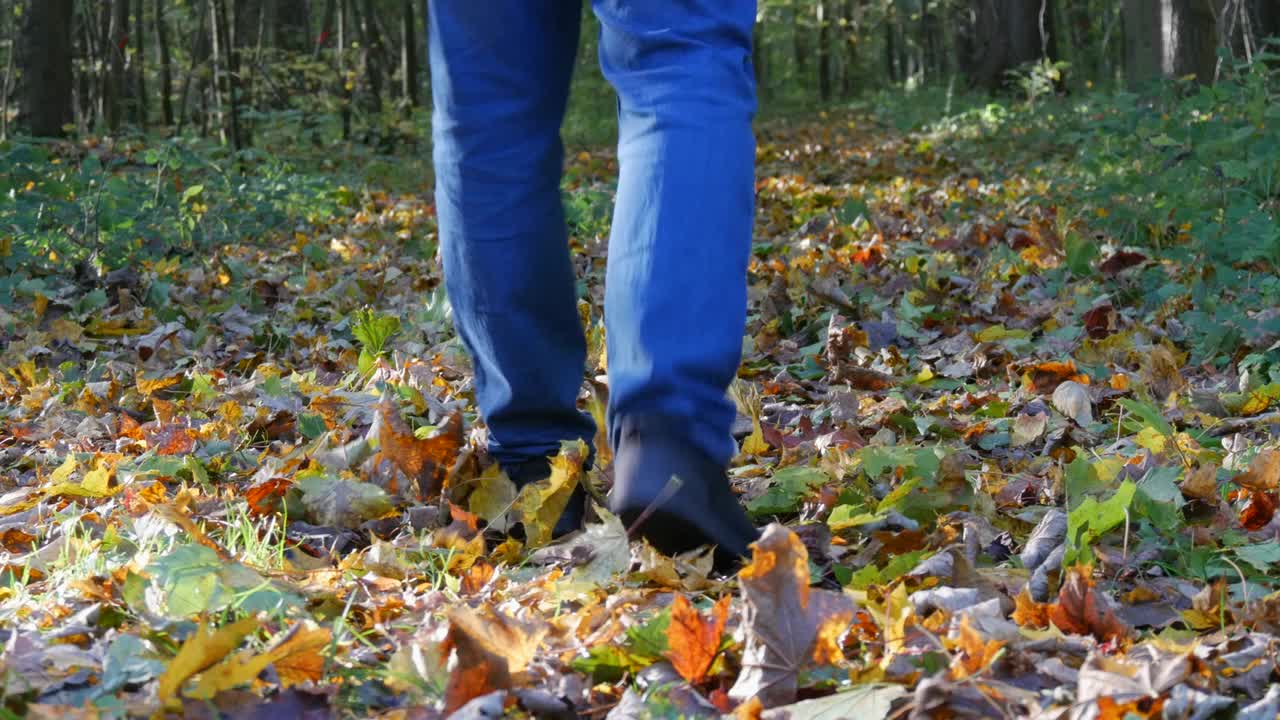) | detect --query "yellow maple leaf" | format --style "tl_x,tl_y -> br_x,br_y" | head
157,616 -> 260,707
189,623 -> 332,698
